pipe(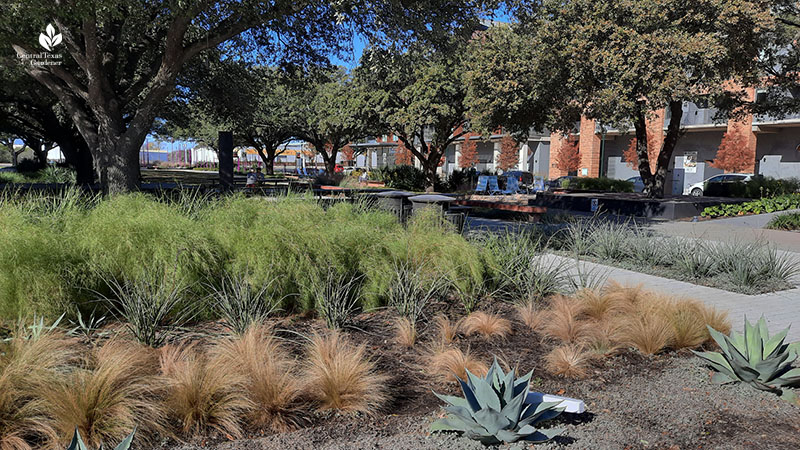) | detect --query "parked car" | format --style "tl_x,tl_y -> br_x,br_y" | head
627,176 -> 645,193
686,173 -> 752,196
548,175 -> 577,190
